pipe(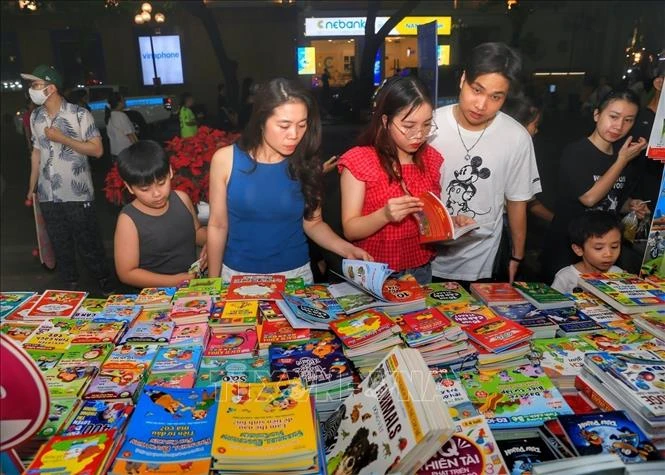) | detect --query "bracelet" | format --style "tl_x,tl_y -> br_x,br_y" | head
510,256 -> 523,263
